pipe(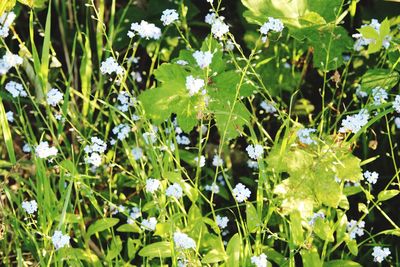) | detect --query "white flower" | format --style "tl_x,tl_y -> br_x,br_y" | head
371,87 -> 388,105
166,183 -> 183,199
205,12 -> 216,25
216,215 -> 229,229
192,50 -> 213,69
160,9 -> 179,26
141,217 -> 157,231
260,101 -> 276,113
393,95 -> 400,113
35,141 -> 58,159
225,40 -> 234,51
128,20 -> 161,40
176,134 -> 190,145
205,182 -> 220,193
146,178 -> 160,193
131,71 -> 143,82
22,200 -> 38,214
0,51 -> 23,75
22,143 -> 31,153
232,183 -> 251,203
211,18 -> 229,39
297,128 -> 317,145
212,155 -> 224,167
112,124 -> 130,140
194,155 -> 205,167
251,253 -> 268,267
347,219 -> 365,239
395,117 -> 400,129
6,111 -> 13,122
84,137 -> 107,154
173,232 -> 196,250
339,109 -> 369,134
308,212 -> 325,226
51,230 -> 70,250
131,147 -> 143,160
363,170 -> 379,184
5,81 -> 27,98
143,132 -> 157,144
260,17 -> 284,35
372,246 -> 391,263
246,144 -> 263,160
127,207 -> 142,224
100,57 -> 124,75
117,91 -> 136,112
176,60 -> 188,66
46,88 -> 63,106
86,152 -> 102,167
355,85 -> 368,98
0,12 -> 16,38
247,160 -> 259,169
110,204 -> 126,215
186,75 -> 205,96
